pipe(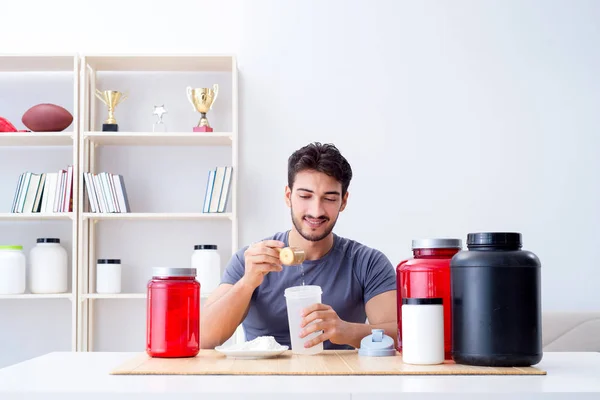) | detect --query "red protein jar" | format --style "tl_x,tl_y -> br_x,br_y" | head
146,267 -> 200,358
396,239 -> 462,359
